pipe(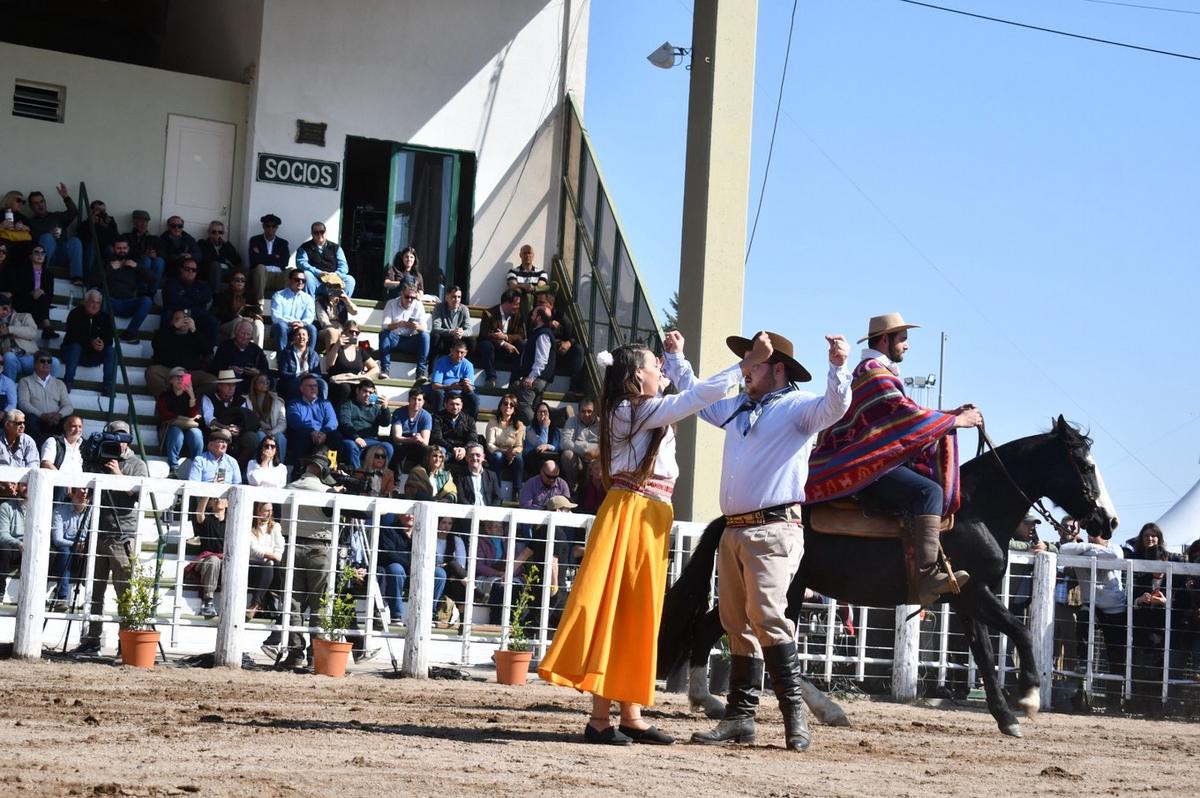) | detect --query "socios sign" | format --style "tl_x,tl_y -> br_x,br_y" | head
256,153 -> 340,190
